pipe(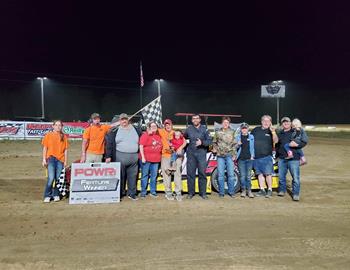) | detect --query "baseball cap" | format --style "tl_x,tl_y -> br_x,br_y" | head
281,116 -> 291,123
164,119 -> 172,125
119,113 -> 128,120
240,122 -> 249,129
90,113 -> 101,119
